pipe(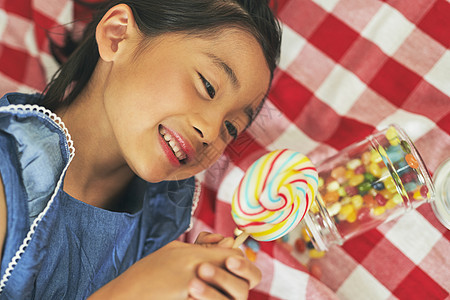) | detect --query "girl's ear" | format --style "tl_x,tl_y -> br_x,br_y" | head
96,4 -> 139,62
